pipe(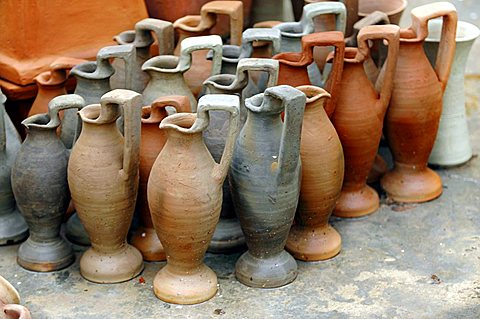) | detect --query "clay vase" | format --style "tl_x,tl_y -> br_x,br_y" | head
358,0 -> 407,25
174,1 -> 243,97
0,90 -> 28,245
0,276 -> 31,319
68,89 -> 144,283
142,35 -> 222,111
148,94 -> 240,304
425,20 -> 480,167
285,85 -> 343,261
29,57 -> 86,116
11,95 -> 85,271
202,58 -> 279,253
131,96 -> 191,262
381,2 -> 457,203
112,18 -> 174,93
230,85 -> 306,288
331,25 -> 399,218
